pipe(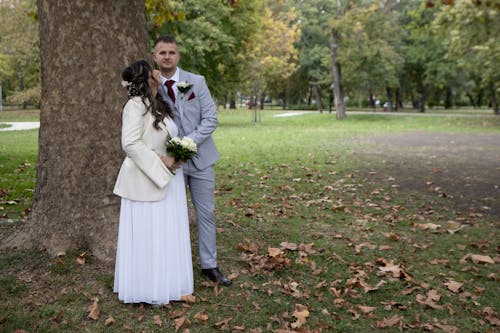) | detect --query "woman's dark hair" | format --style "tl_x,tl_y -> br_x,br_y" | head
122,60 -> 174,129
